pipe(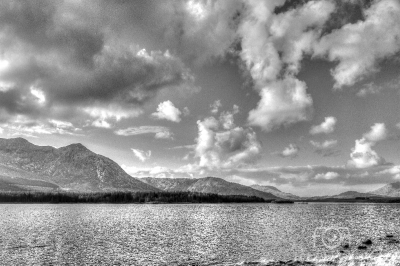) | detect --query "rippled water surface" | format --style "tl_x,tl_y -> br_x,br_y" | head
1,203 -> 400,265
